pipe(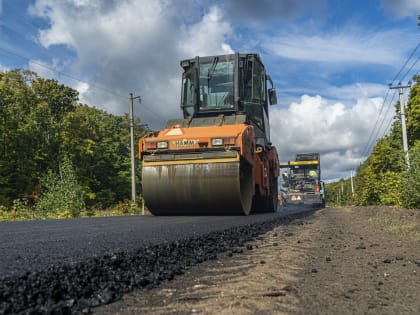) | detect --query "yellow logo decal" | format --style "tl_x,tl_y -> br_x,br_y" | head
172,139 -> 198,147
